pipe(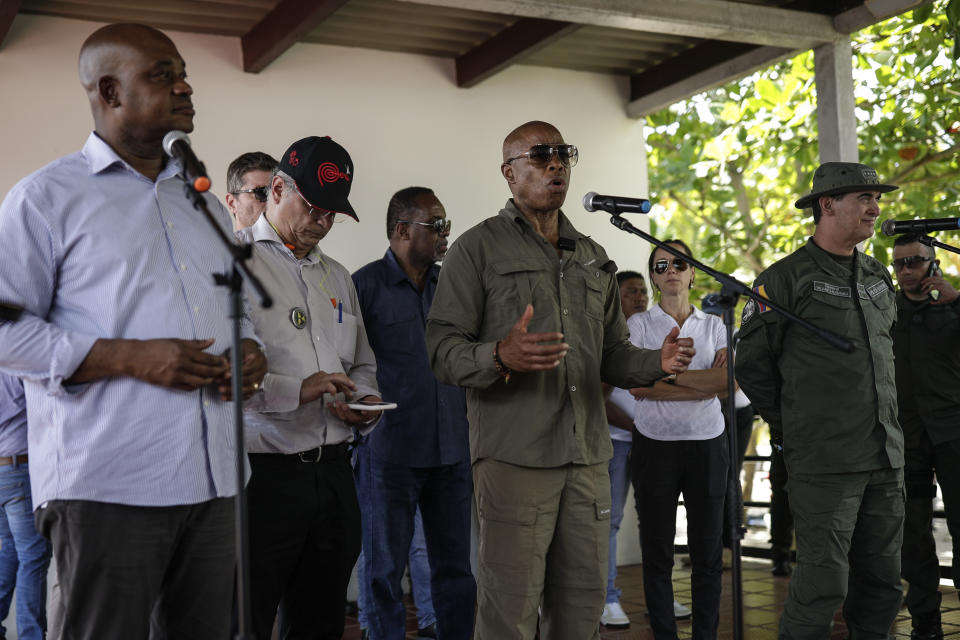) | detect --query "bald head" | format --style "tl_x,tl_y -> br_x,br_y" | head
502,120 -> 561,162
79,24 -> 175,94
76,23 -> 194,175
